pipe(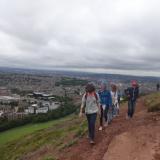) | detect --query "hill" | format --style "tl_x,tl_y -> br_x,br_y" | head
0,92 -> 159,160
0,115 -> 87,160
